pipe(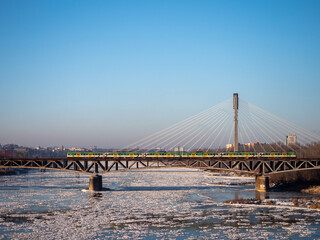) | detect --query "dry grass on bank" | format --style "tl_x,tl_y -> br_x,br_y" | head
225,197 -> 320,209
301,185 -> 320,195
